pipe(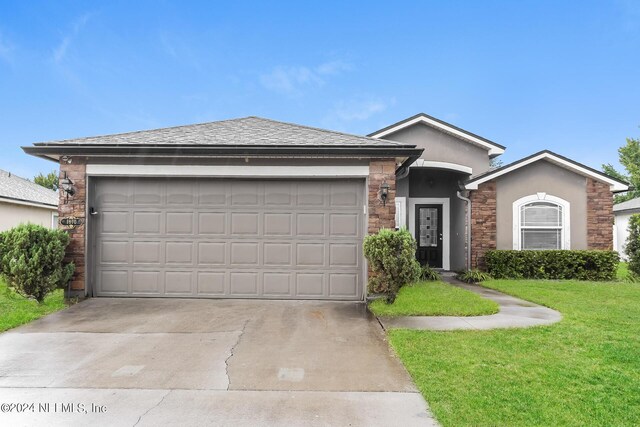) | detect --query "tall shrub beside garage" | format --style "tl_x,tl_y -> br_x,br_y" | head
626,214 -> 640,277
0,224 -> 74,302
363,228 -> 421,303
